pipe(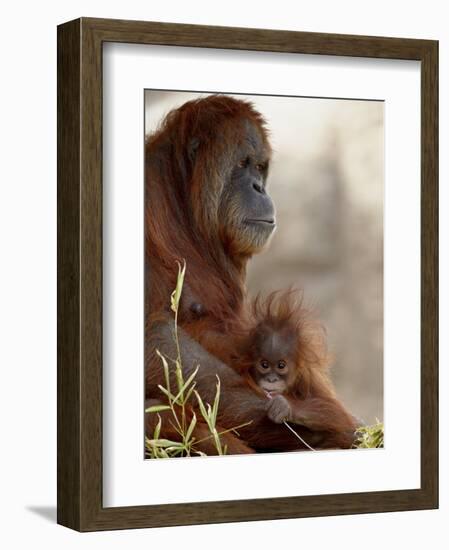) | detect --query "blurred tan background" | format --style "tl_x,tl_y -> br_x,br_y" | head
145,91 -> 384,424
